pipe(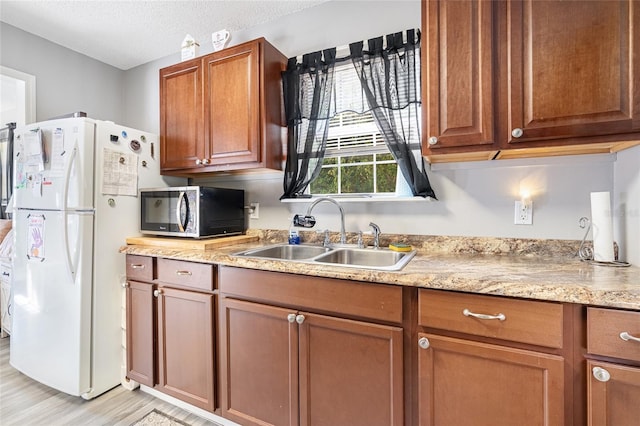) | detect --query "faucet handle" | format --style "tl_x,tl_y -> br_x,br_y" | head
293,214 -> 317,228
